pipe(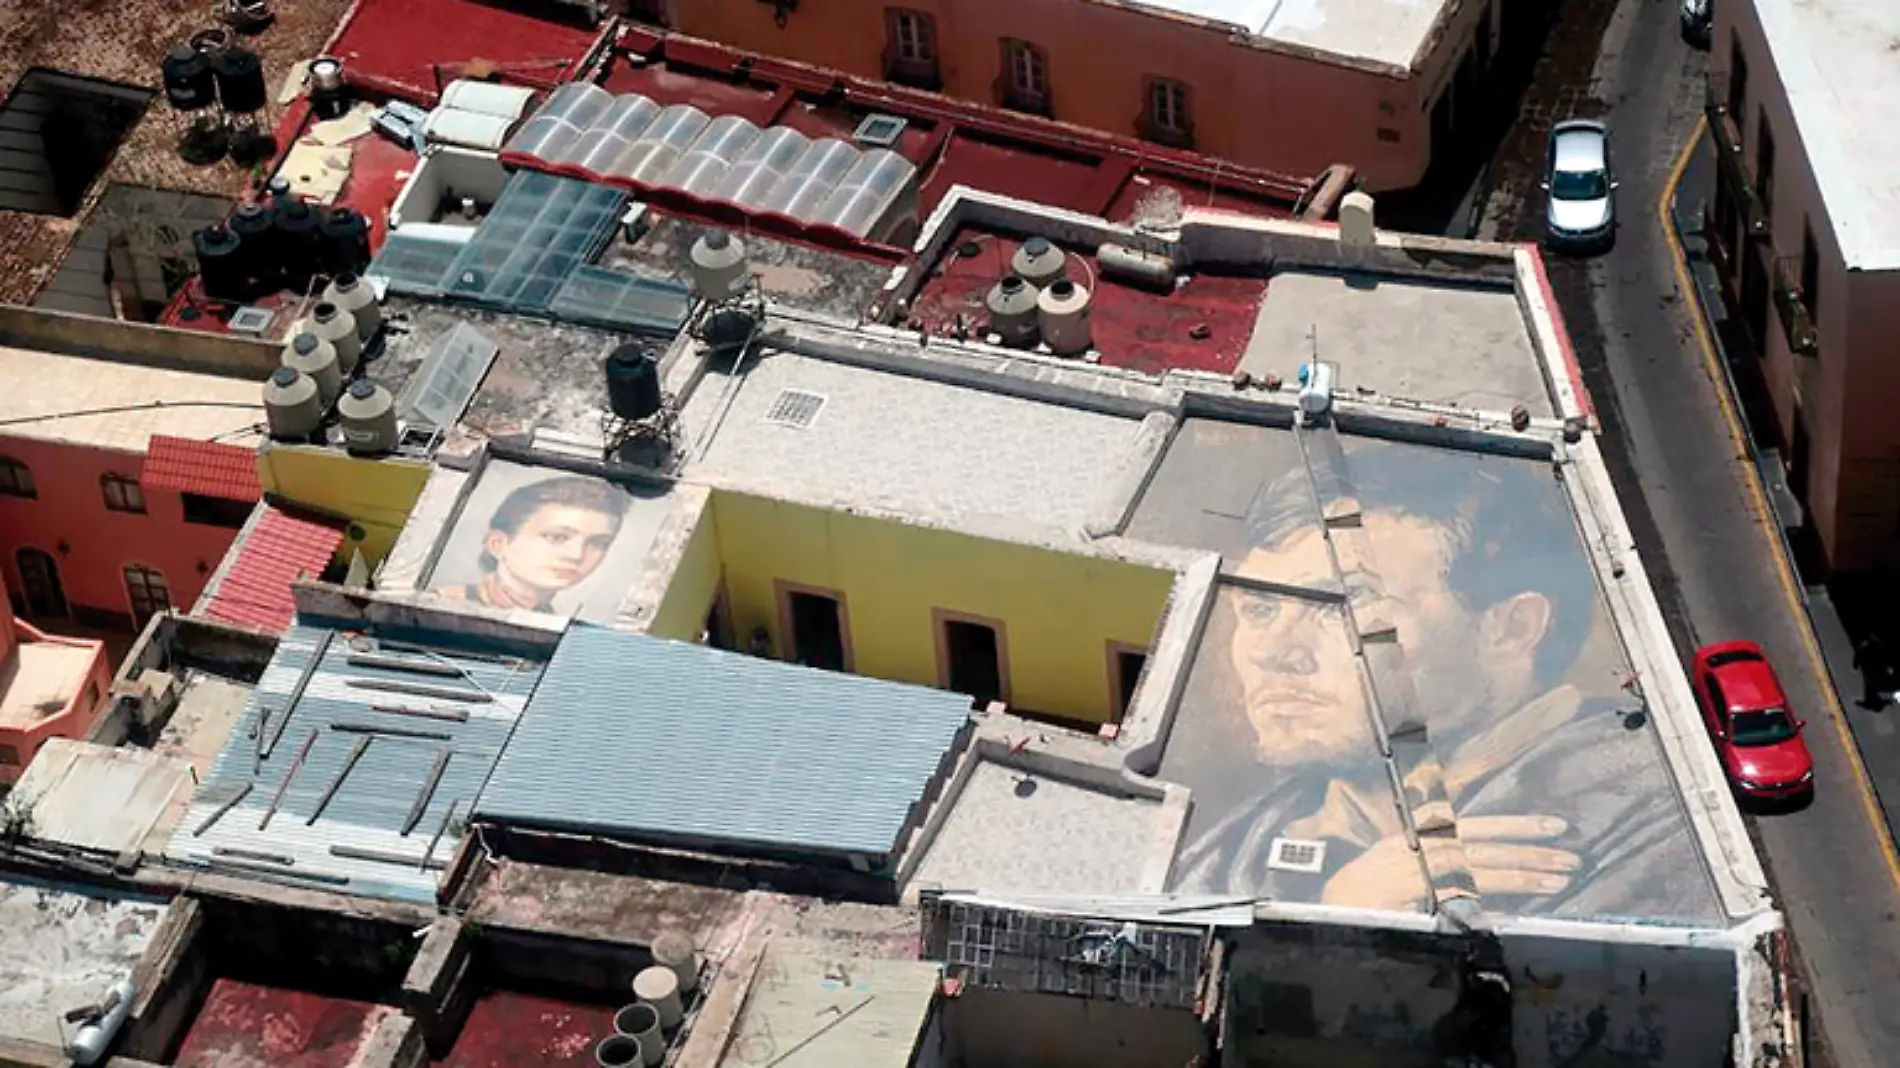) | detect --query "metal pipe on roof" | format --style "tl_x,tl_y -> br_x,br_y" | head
307,736 -> 371,825
420,798 -> 460,871
263,630 -> 334,760
404,749 -> 453,836
333,722 -> 453,741
259,728 -> 319,831
346,677 -> 494,703
329,843 -> 448,870
346,653 -> 468,678
213,846 -> 295,865
370,703 -> 472,723
192,782 -> 253,837
208,858 -> 351,886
